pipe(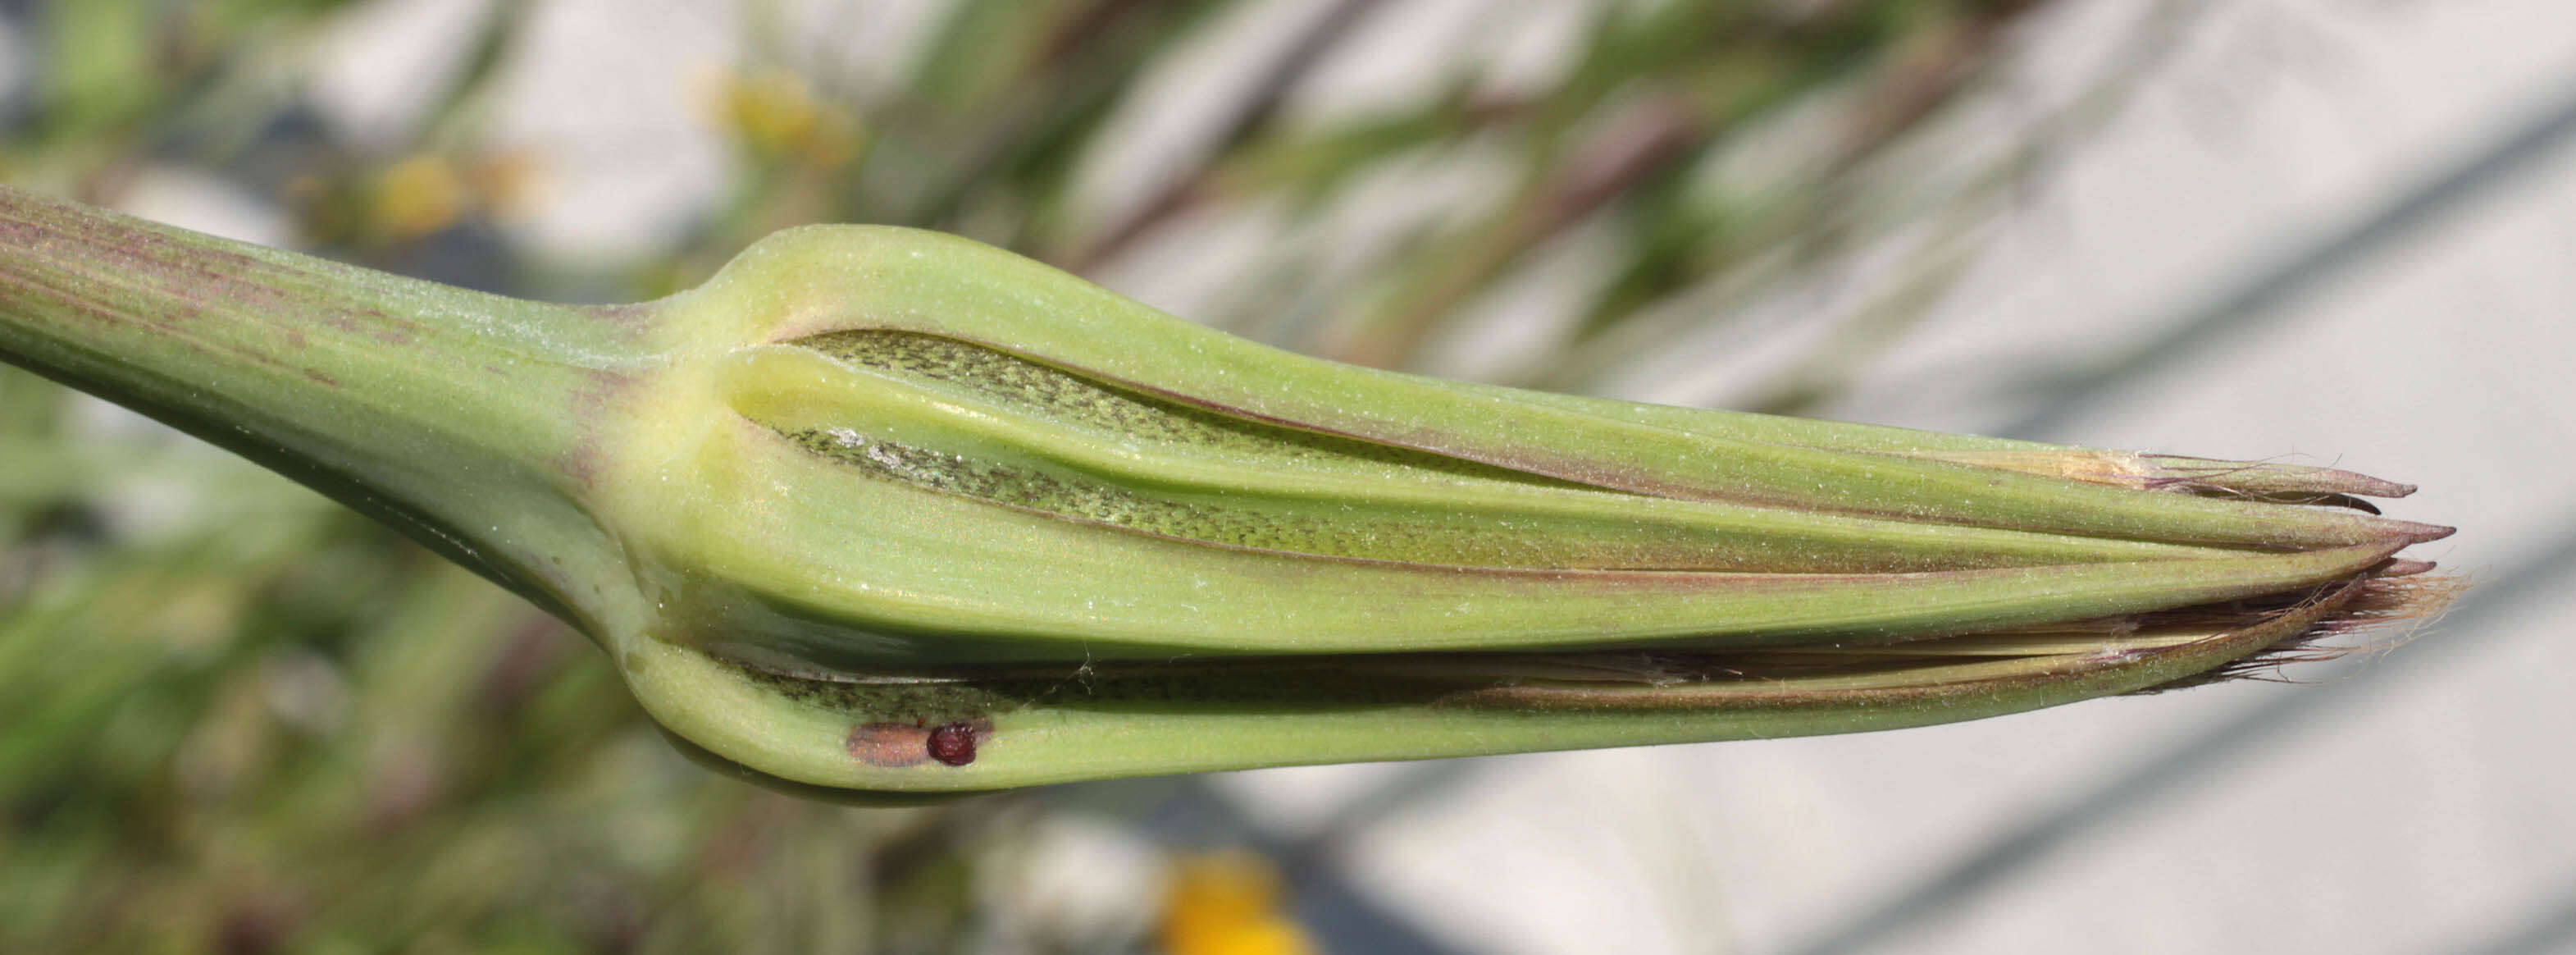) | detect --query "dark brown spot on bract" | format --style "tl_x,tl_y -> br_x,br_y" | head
927,722 -> 979,766
846,720 -> 992,768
